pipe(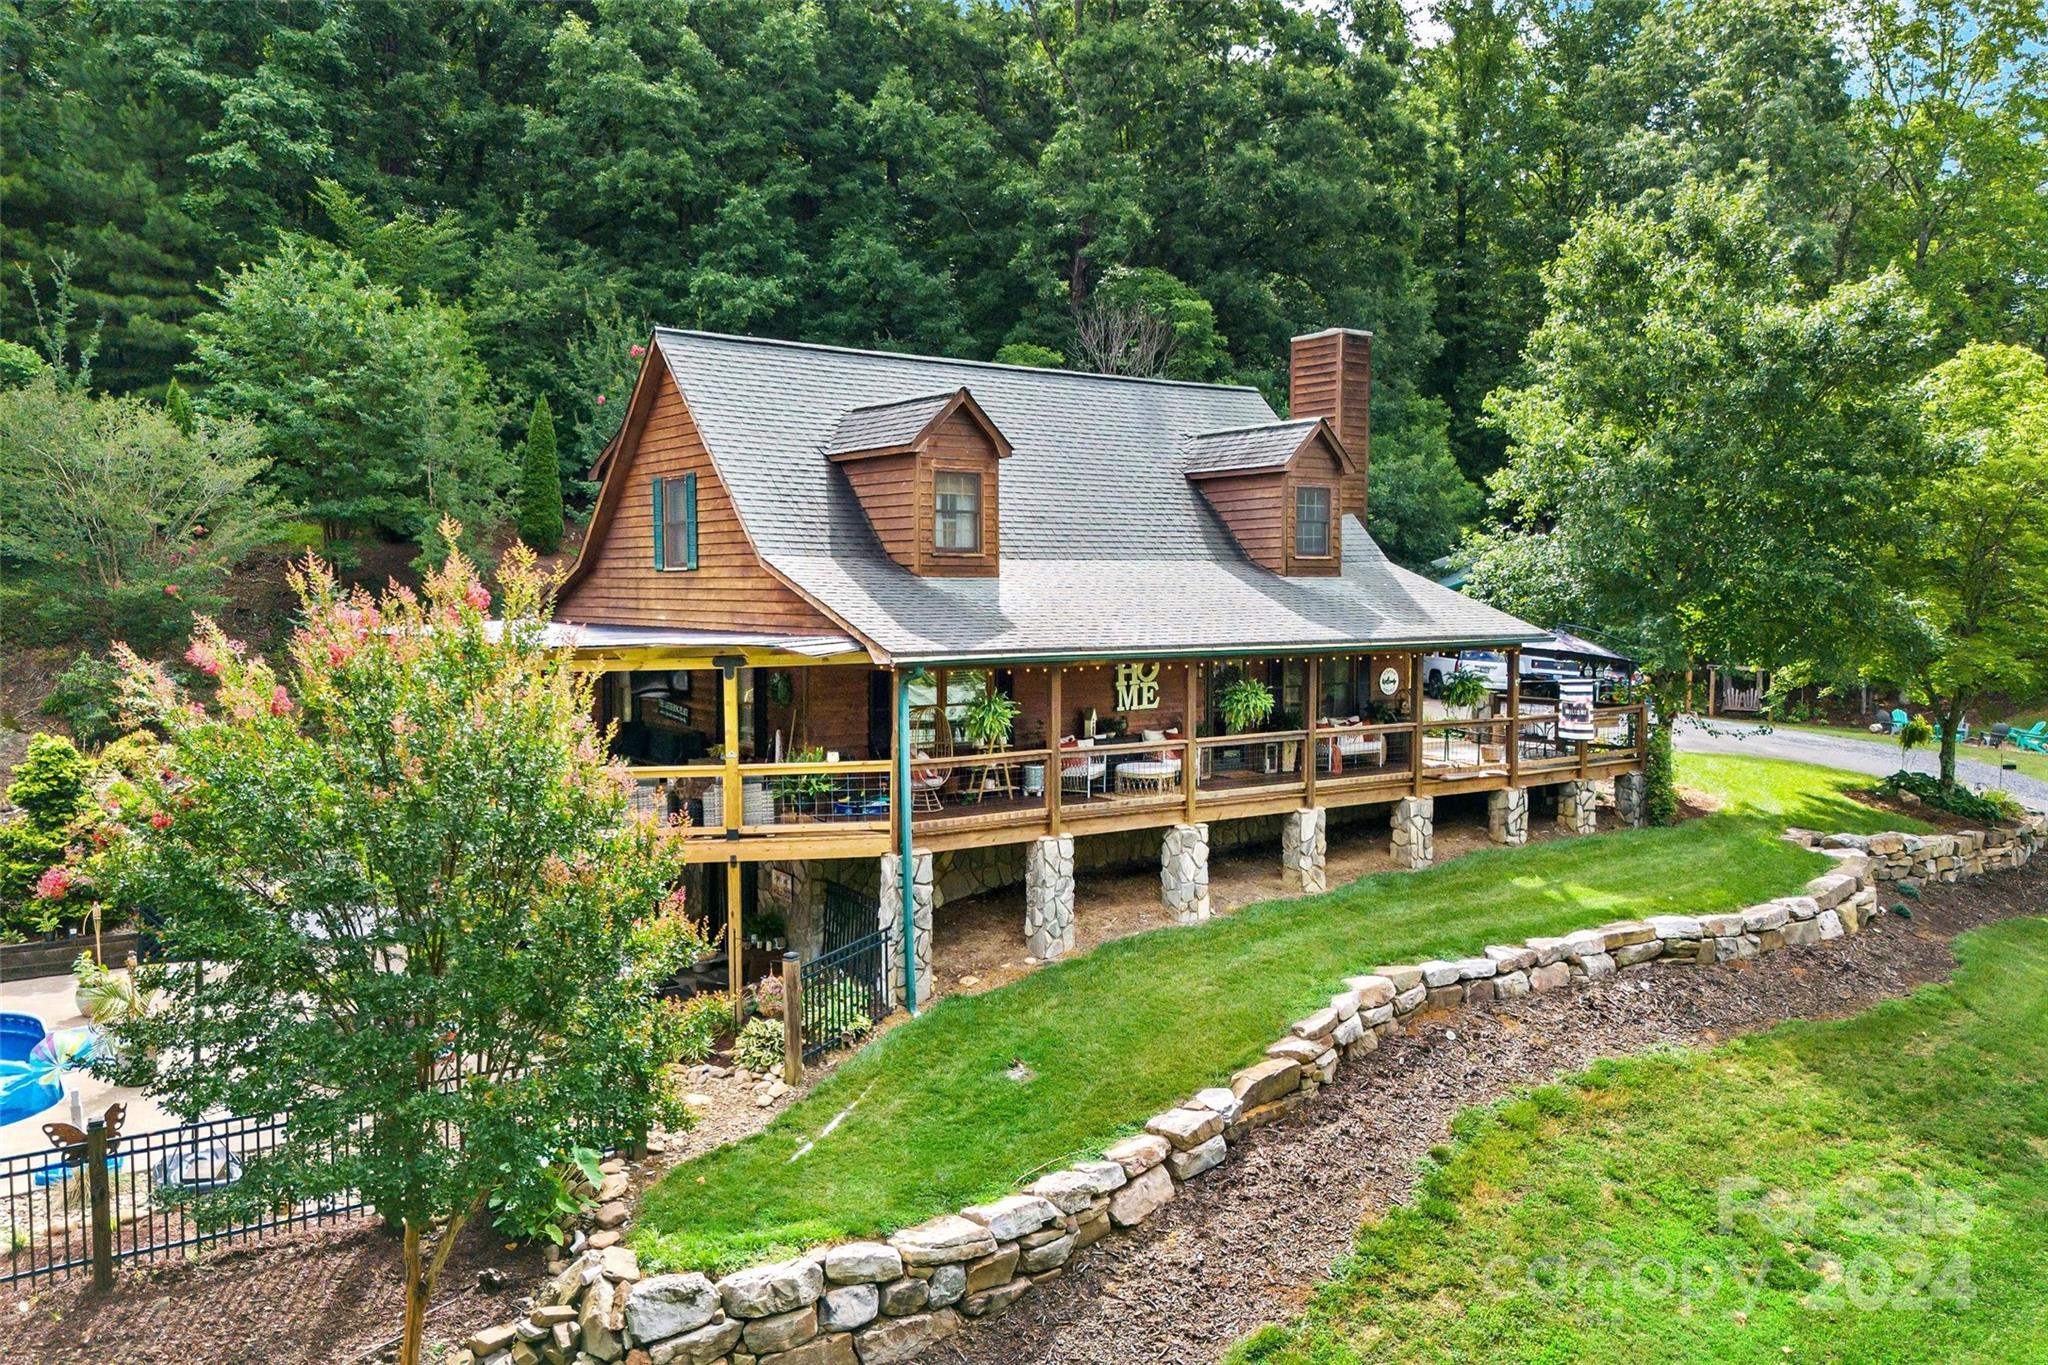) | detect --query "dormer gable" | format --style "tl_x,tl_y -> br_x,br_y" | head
1185,418 -> 1357,576
828,387 -> 1010,577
